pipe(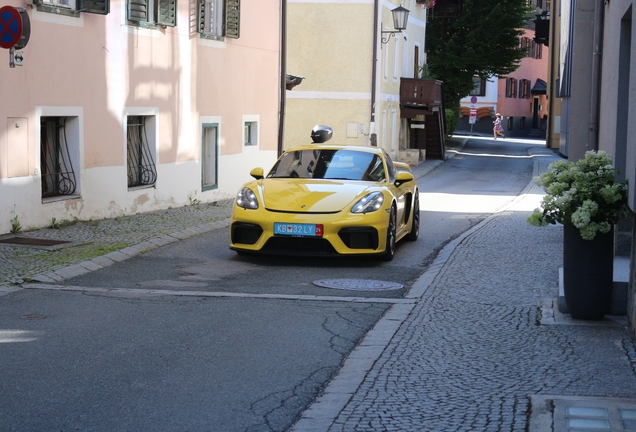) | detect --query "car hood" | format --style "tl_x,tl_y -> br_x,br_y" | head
259,178 -> 378,213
